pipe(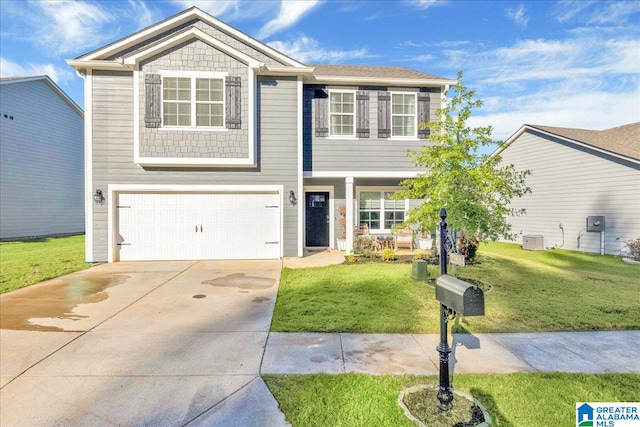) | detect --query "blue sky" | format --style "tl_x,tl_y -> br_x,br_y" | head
1,0 -> 639,142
